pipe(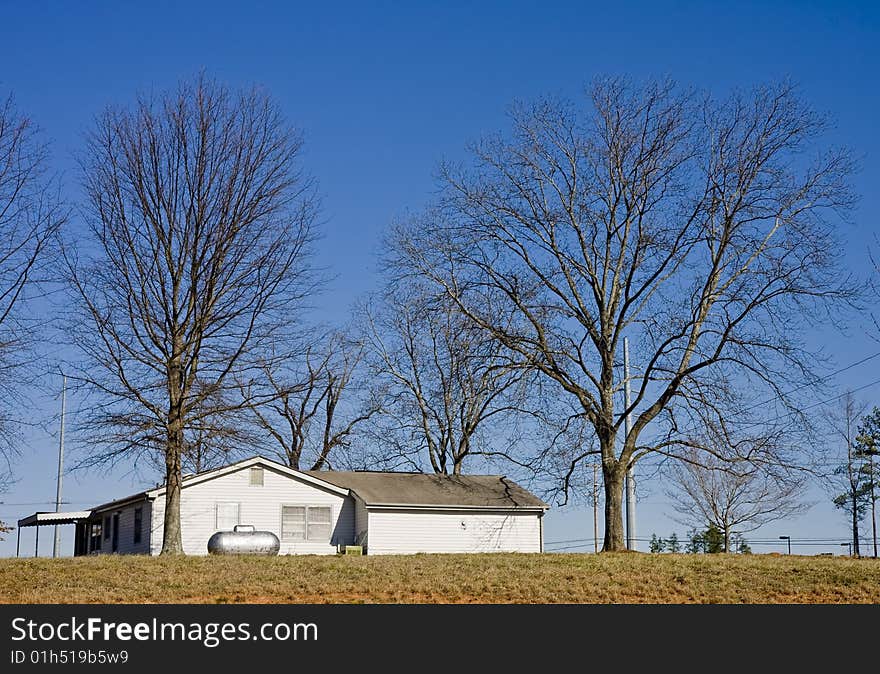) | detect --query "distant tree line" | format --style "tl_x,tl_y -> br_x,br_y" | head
649,528 -> 752,554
